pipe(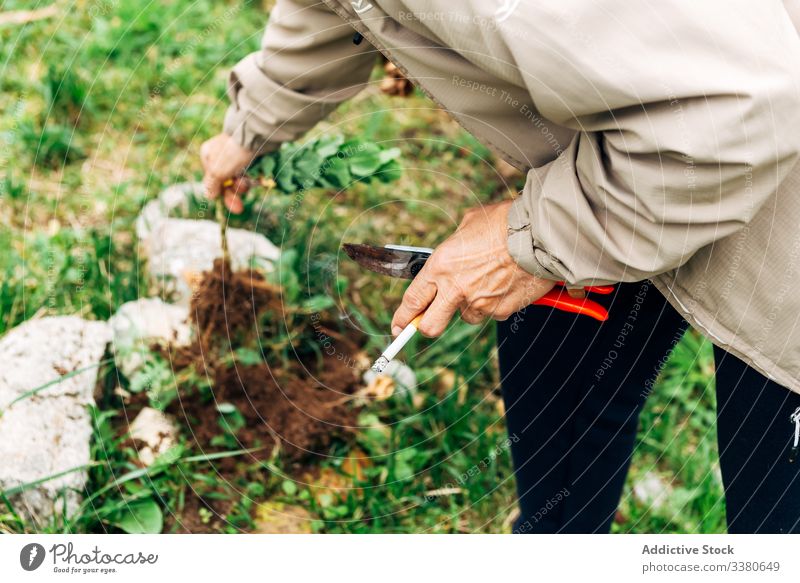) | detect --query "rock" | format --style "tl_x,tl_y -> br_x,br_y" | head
362,360 -> 417,395
253,501 -> 313,534
0,316 -> 110,526
109,298 -> 191,378
632,471 -> 673,509
135,182 -> 204,242
128,407 -> 178,466
143,219 -> 280,303
136,182 -> 280,304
